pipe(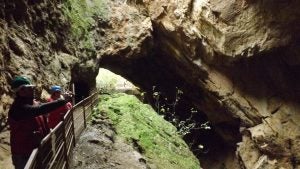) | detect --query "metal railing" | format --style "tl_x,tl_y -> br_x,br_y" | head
24,92 -> 99,169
